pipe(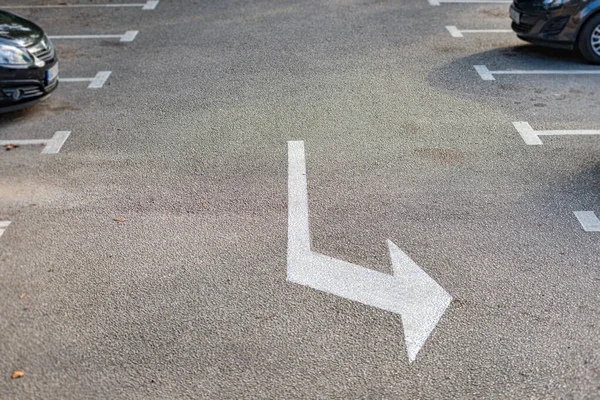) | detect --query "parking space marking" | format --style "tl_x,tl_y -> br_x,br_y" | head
513,121 -> 600,145
474,65 -> 600,81
49,31 -> 139,43
0,221 -> 10,239
430,0 -> 510,5
446,26 -> 512,38
0,131 -> 71,154
3,1 -> 158,10
574,211 -> 600,232
61,71 -> 112,89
